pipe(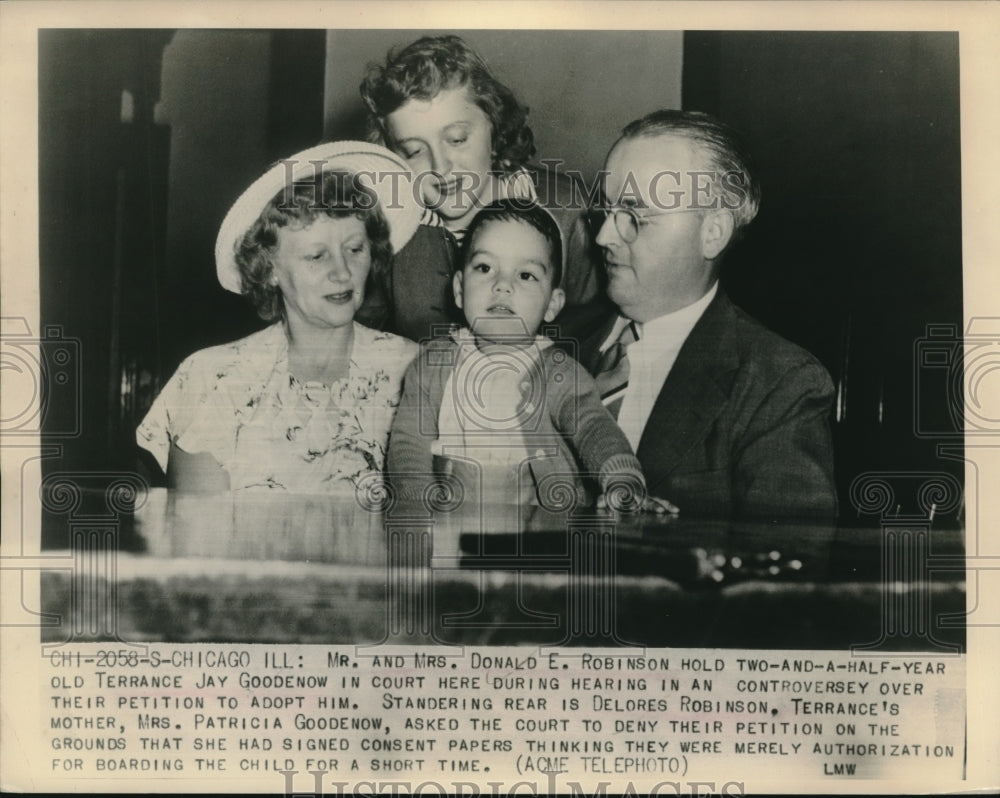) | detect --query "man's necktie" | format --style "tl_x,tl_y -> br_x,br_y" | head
594,321 -> 639,419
